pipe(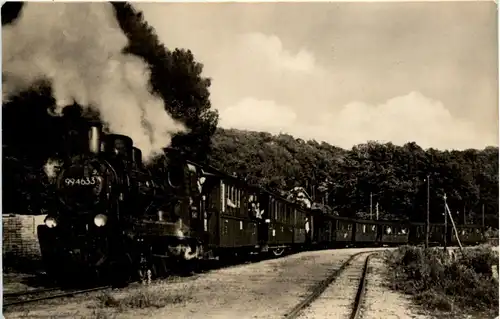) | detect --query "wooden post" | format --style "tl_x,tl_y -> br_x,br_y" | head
482,203 -> 485,228
370,192 -> 373,220
482,203 -> 486,240
463,205 -> 466,225
425,175 -> 430,249
445,201 -> 463,252
443,194 -> 447,250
